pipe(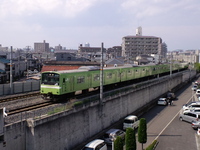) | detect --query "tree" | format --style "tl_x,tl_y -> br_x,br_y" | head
125,128 -> 136,150
138,118 -> 147,150
114,136 -> 124,150
194,63 -> 200,72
